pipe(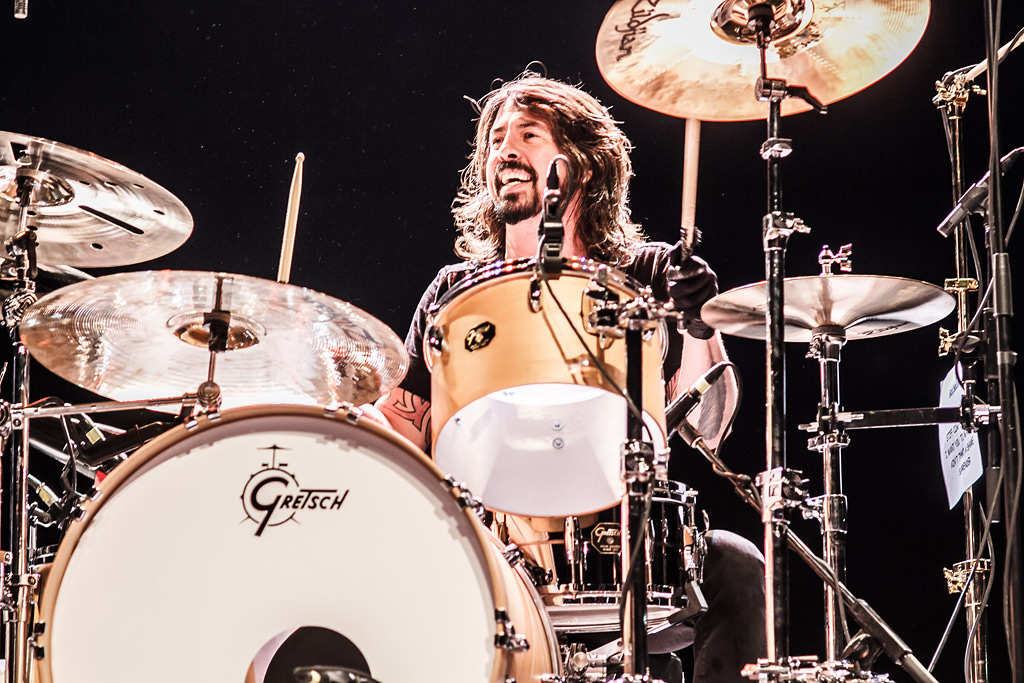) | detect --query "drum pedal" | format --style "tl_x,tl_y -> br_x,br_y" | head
665,579 -> 708,626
